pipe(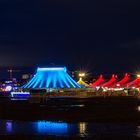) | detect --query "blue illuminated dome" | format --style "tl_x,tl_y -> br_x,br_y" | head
22,67 -> 82,89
